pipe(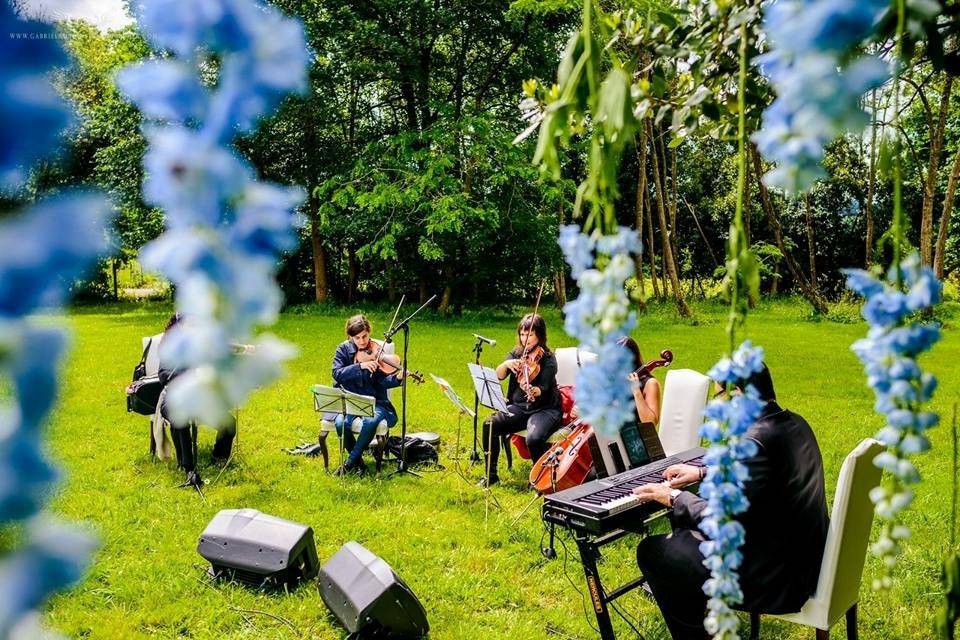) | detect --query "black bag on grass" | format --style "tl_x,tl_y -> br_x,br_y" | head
126,338 -> 162,415
385,436 -> 438,466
